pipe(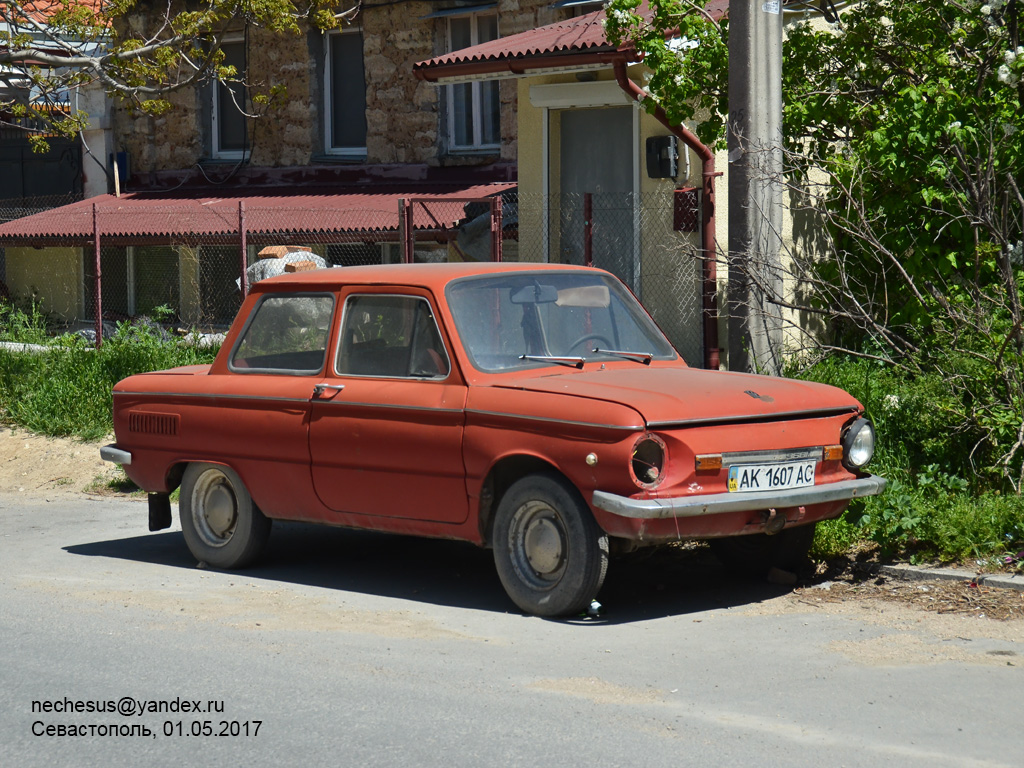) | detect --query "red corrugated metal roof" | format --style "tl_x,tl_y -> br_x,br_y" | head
415,10 -> 622,75
414,3 -> 729,81
15,0 -> 104,23
0,183 -> 516,245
